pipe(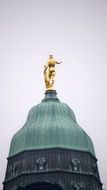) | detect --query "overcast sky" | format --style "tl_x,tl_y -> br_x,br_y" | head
0,0 -> 107,189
